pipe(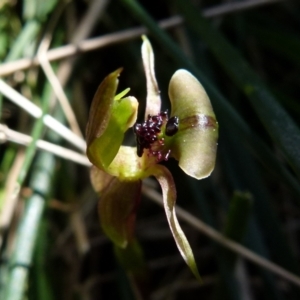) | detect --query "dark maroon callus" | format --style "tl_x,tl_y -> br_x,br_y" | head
166,116 -> 179,136
134,111 -> 167,157
134,111 -> 179,161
